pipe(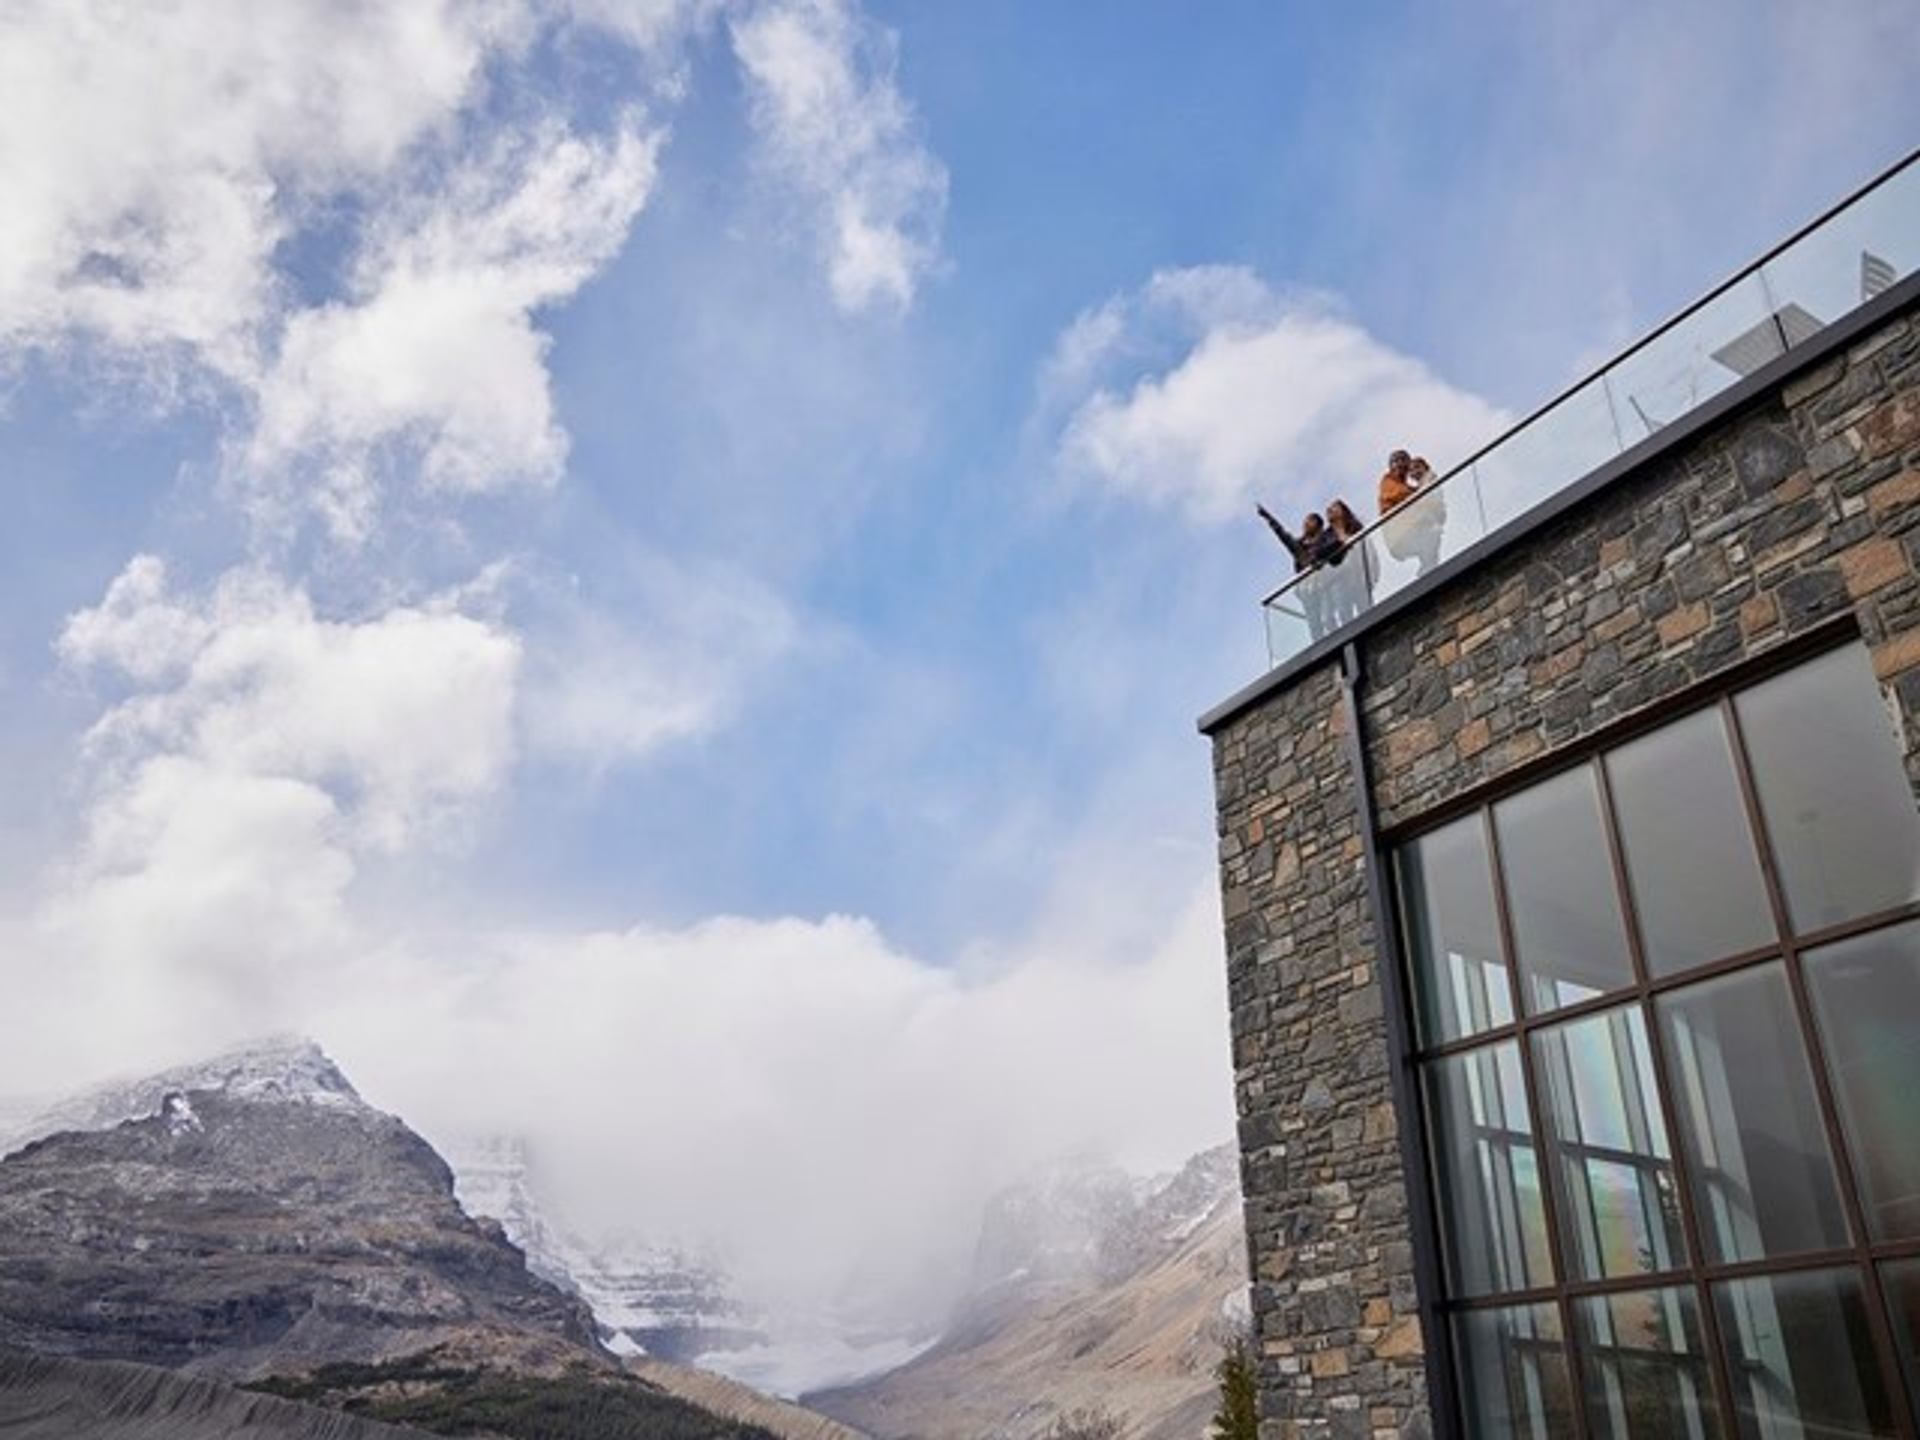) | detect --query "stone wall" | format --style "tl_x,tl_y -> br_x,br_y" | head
1213,665 -> 1429,1440
1208,295 -> 1920,1440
